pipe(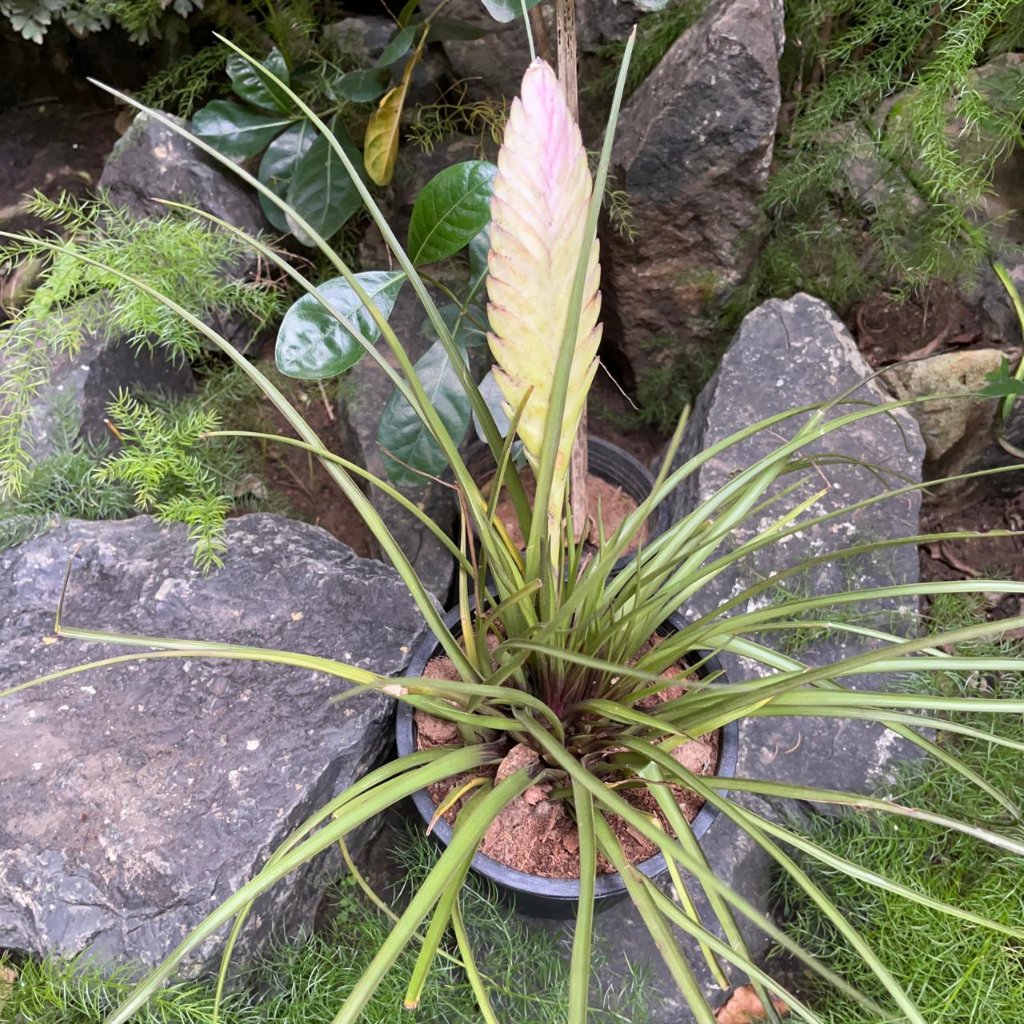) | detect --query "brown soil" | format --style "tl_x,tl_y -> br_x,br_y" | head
0,100 -> 119,234
852,280 -> 982,367
488,470 -> 646,552
223,356 -> 372,557
414,644 -> 719,880
852,280 -> 1024,588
